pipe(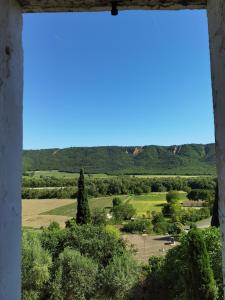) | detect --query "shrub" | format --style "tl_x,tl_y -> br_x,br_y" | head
112,197 -> 123,207
167,222 -> 183,235
105,224 -> 120,239
184,229 -> 218,300
51,248 -> 98,300
22,231 -> 52,300
166,190 -> 180,204
112,202 -> 136,221
41,224 -> 126,267
102,253 -> 139,299
123,219 -> 152,234
187,189 -> 214,202
91,208 -> 107,225
153,221 -> 169,234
